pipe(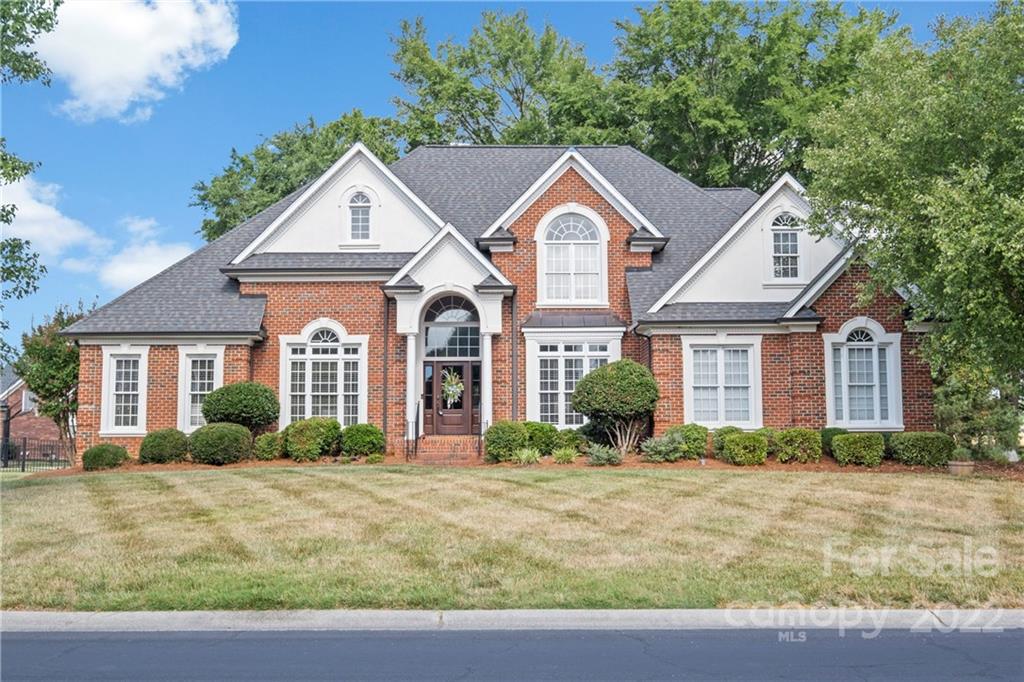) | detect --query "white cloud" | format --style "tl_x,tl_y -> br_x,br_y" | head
120,215 -> 159,239
35,0 -> 238,123
97,240 -> 193,290
5,177 -> 111,257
